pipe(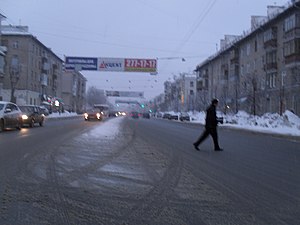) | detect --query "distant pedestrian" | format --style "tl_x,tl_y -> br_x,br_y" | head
193,98 -> 223,151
